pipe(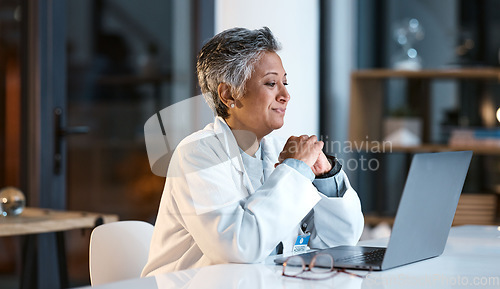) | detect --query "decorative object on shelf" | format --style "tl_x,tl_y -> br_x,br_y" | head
0,186 -> 26,217
391,18 -> 424,70
384,118 -> 422,146
383,107 -> 422,146
448,28 -> 477,67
